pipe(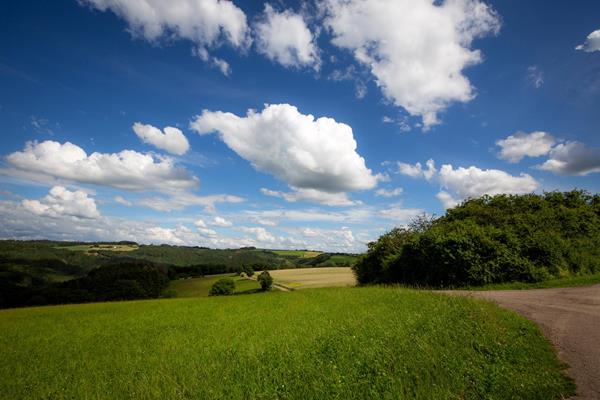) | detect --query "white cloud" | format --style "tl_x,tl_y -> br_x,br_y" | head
212,216 -> 233,227
192,47 -> 232,75
114,195 -> 132,206
536,141 -> 600,176
79,0 -> 250,53
527,65 -> 544,88
323,0 -> 500,128
438,164 -> 539,206
211,57 -> 231,76
240,226 -> 275,242
5,140 -> 198,192
190,103 -> 380,193
255,4 -> 320,69
132,122 -> 190,155
328,65 -> 368,99
377,205 -> 424,223
575,29 -> 600,52
496,131 -> 555,163
375,187 -> 403,198
22,186 -> 100,219
436,191 -> 460,209
194,219 -> 218,237
397,159 -> 436,180
261,187 -> 359,206
137,192 -> 243,212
